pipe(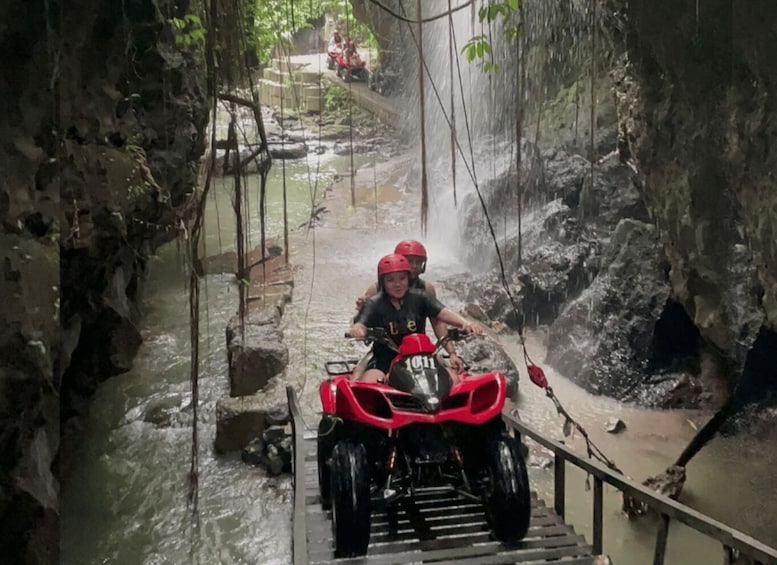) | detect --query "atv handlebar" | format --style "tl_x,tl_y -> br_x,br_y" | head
344,327 -> 387,340
345,327 -> 469,352
345,327 -> 396,350
443,328 -> 468,343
